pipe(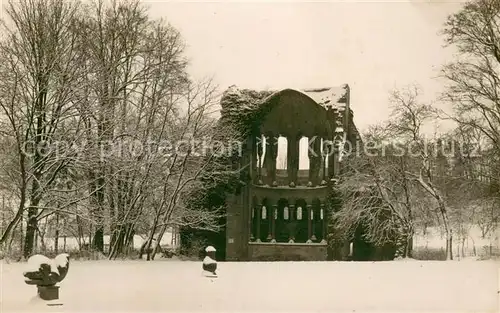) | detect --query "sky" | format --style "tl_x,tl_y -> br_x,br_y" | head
142,0 -> 465,132
0,0 -> 464,131
0,0 -> 466,169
